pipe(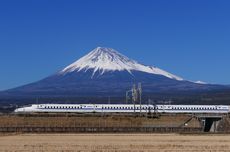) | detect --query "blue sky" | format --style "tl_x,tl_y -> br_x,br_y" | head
0,0 -> 230,90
